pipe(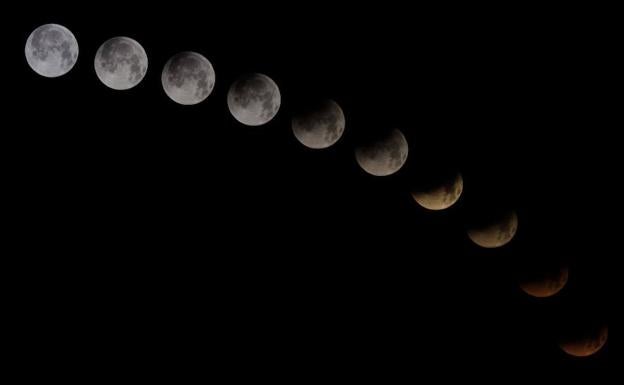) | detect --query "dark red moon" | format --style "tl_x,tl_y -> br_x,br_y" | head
560,325 -> 608,357
519,266 -> 569,298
